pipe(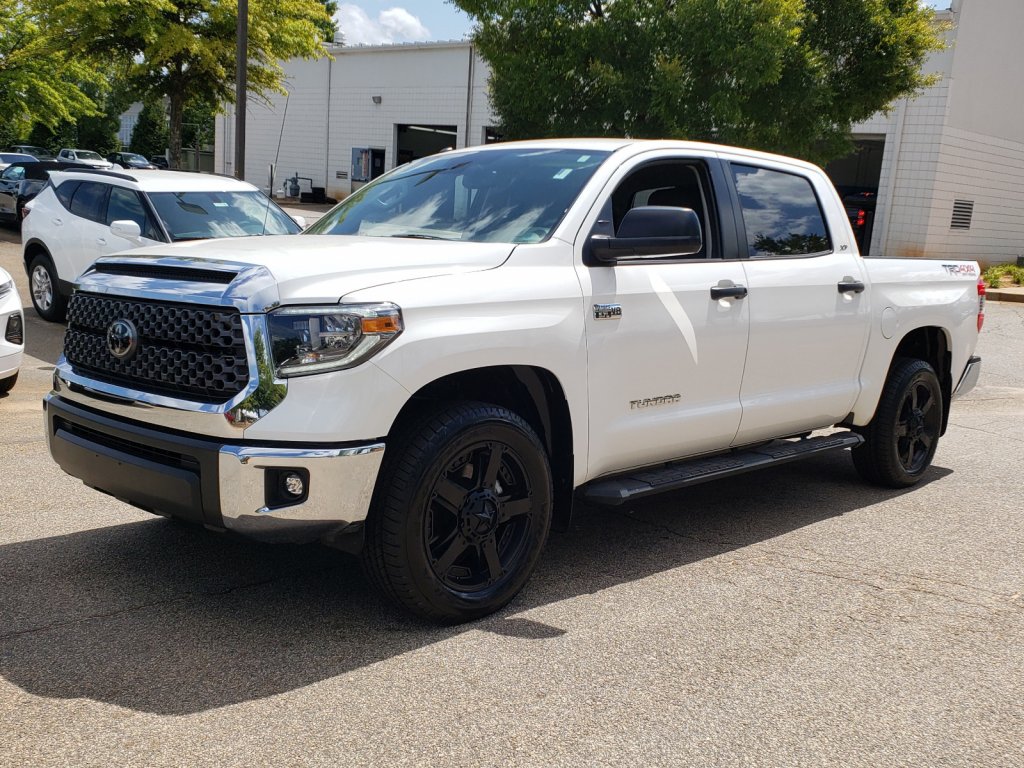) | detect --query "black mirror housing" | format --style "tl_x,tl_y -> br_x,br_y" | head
589,206 -> 703,262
